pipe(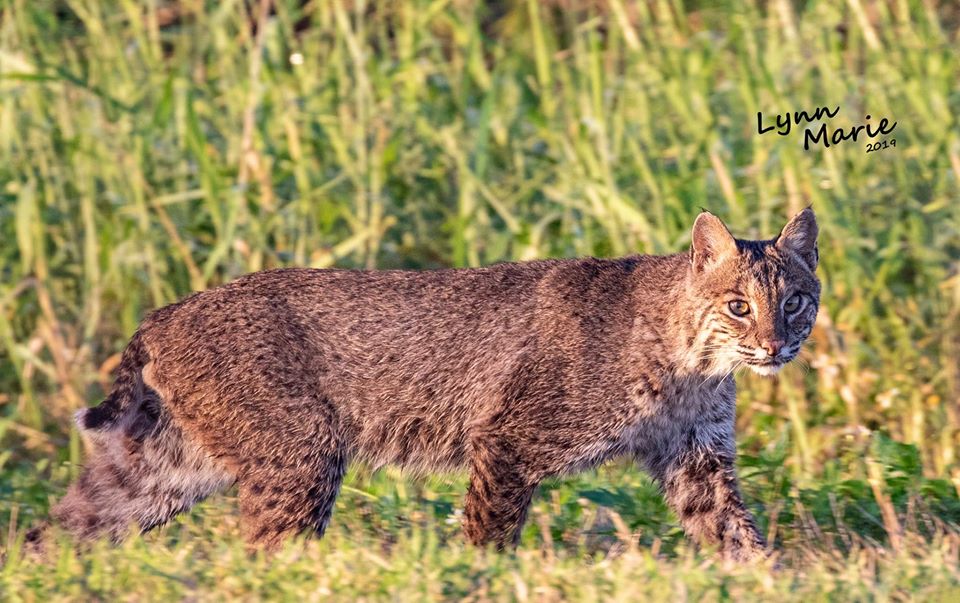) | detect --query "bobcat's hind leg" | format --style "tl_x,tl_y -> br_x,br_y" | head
53,400 -> 234,543
235,399 -> 348,550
